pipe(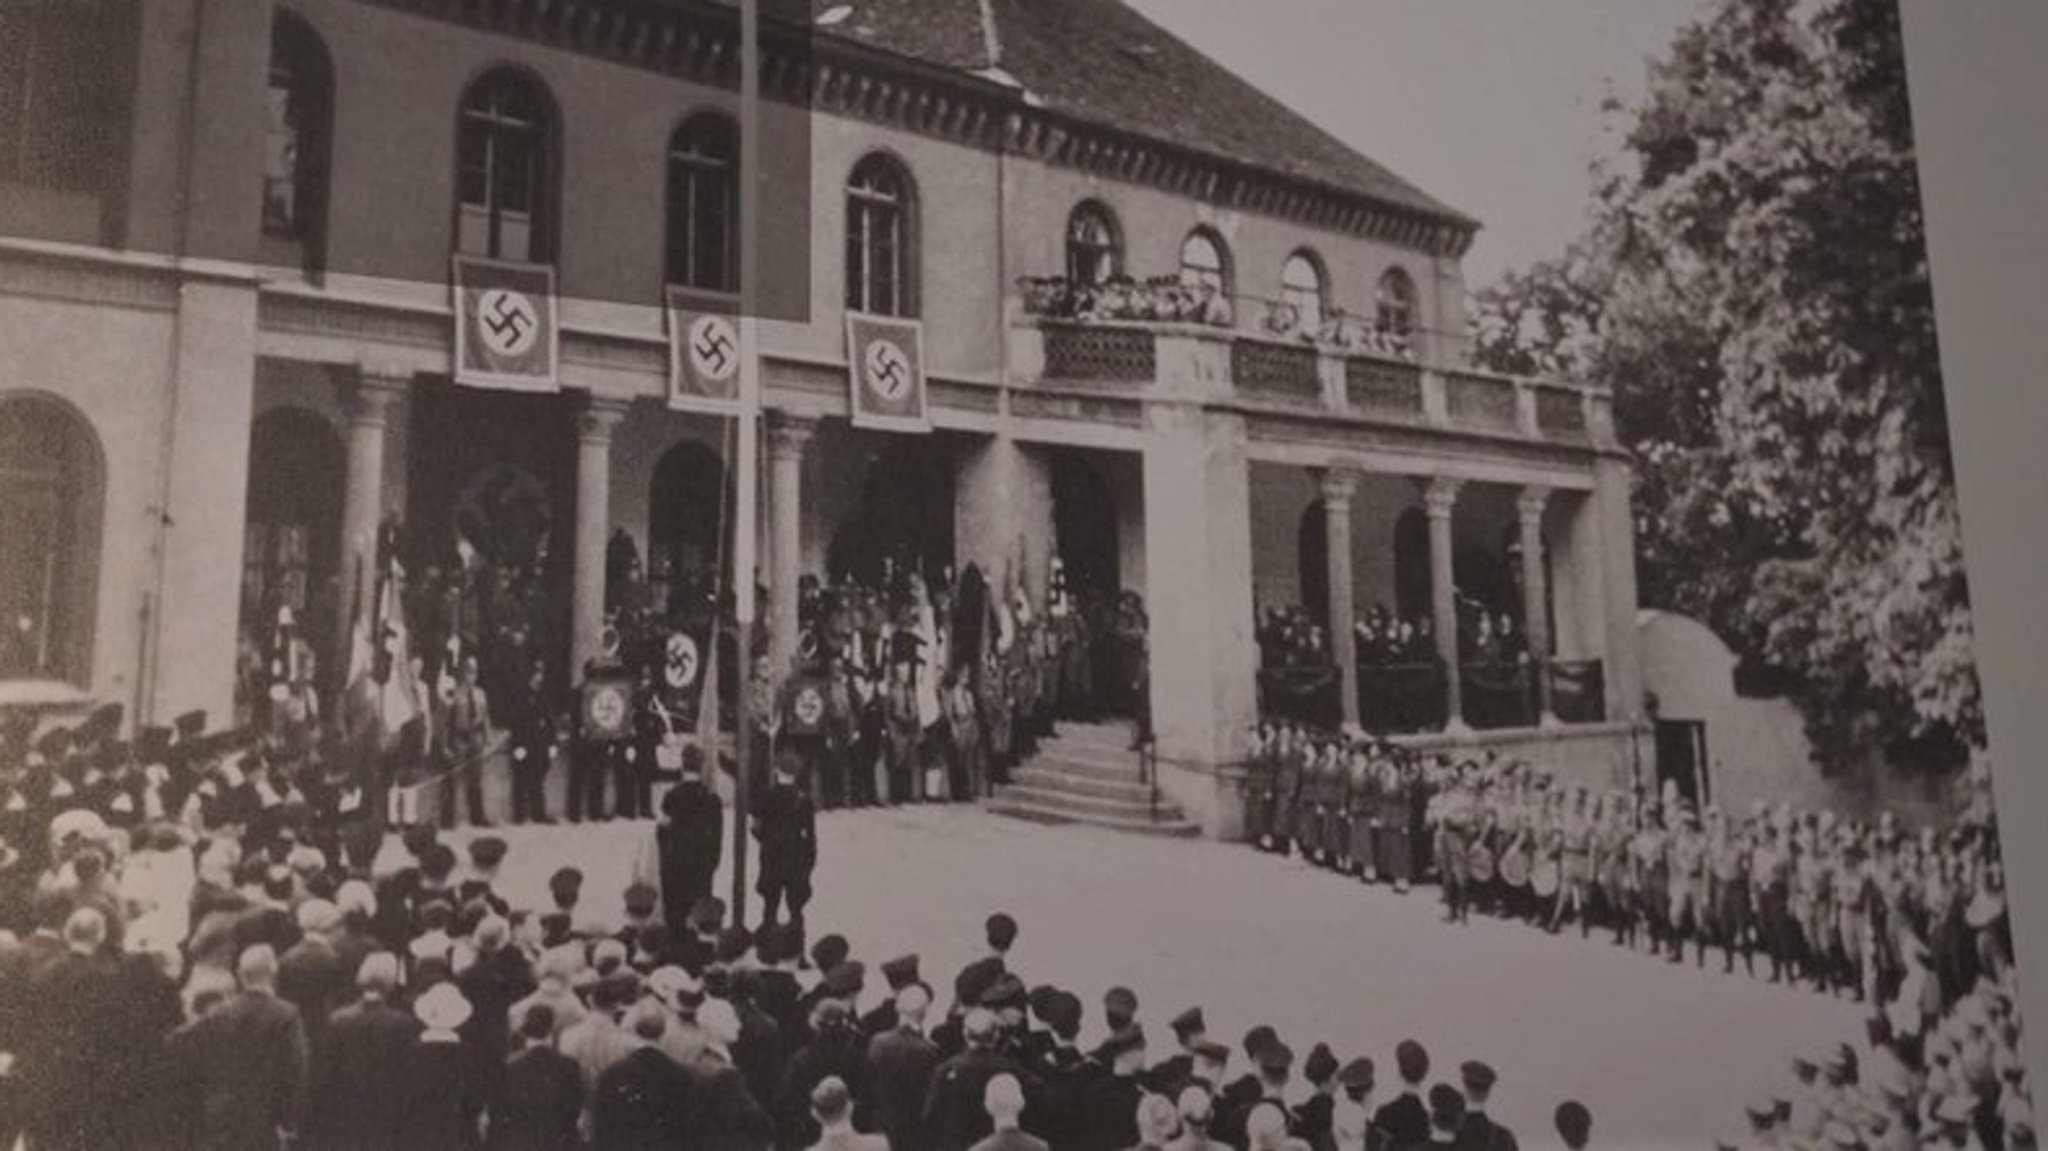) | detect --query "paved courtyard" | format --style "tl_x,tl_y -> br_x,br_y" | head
457,804 -> 1862,1151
